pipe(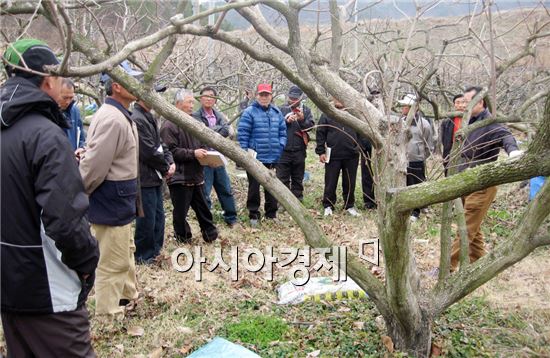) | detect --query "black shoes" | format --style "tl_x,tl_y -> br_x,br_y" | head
364,202 -> 377,210
175,233 -> 192,244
